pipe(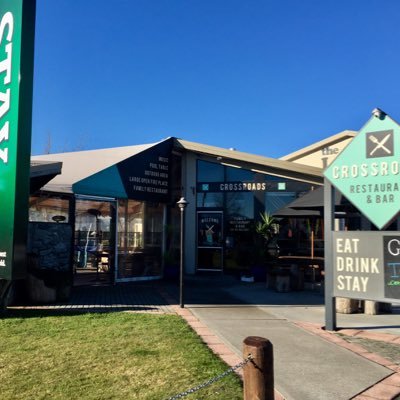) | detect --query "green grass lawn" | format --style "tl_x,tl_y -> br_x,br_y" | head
0,311 -> 243,400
